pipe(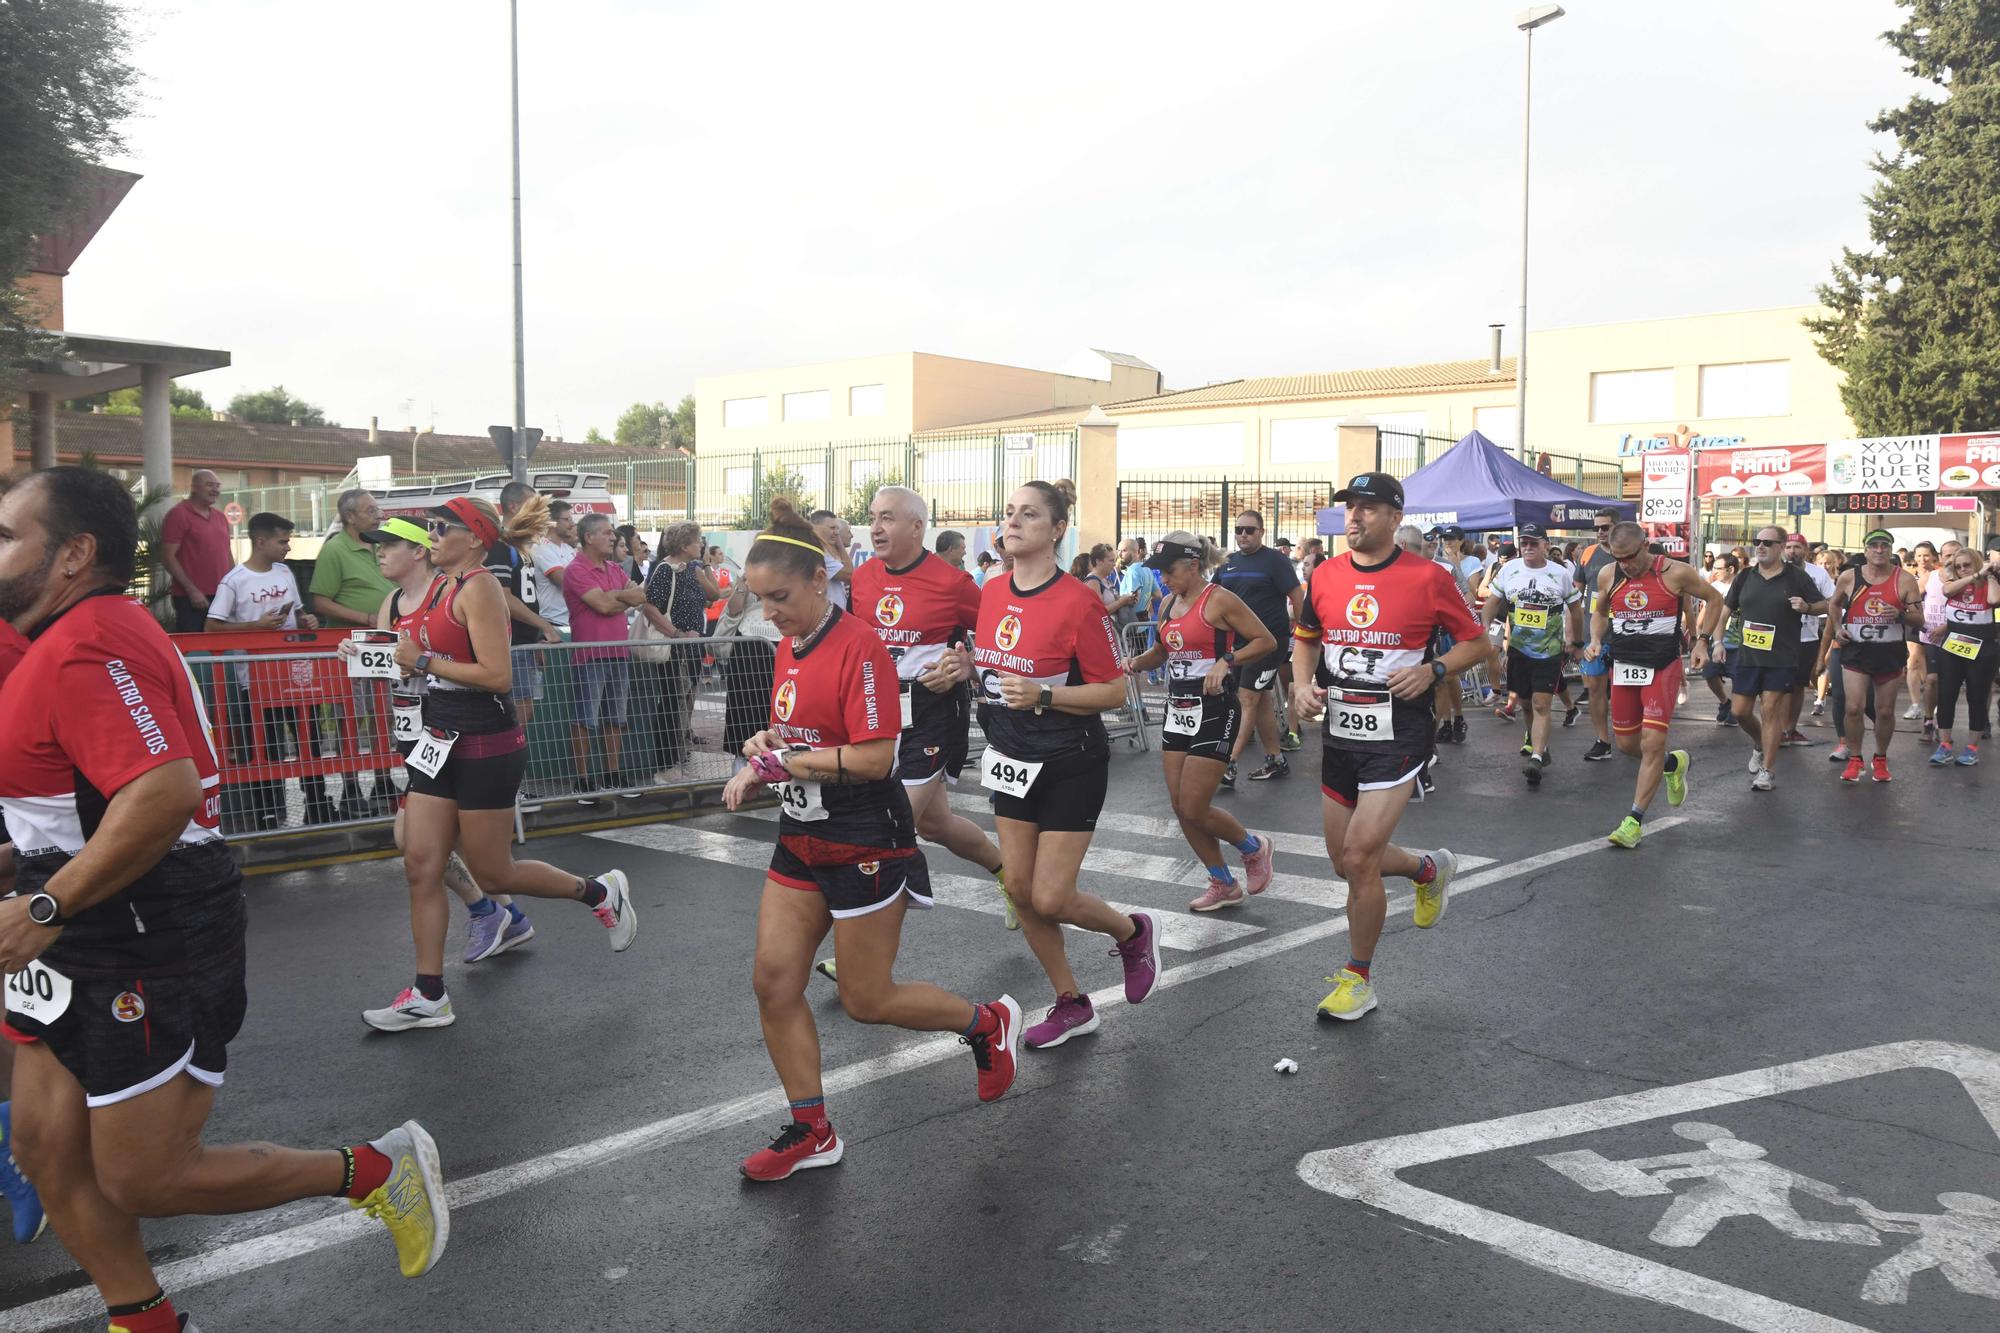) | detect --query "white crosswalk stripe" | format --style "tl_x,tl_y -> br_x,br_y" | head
588,820 -> 1267,951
